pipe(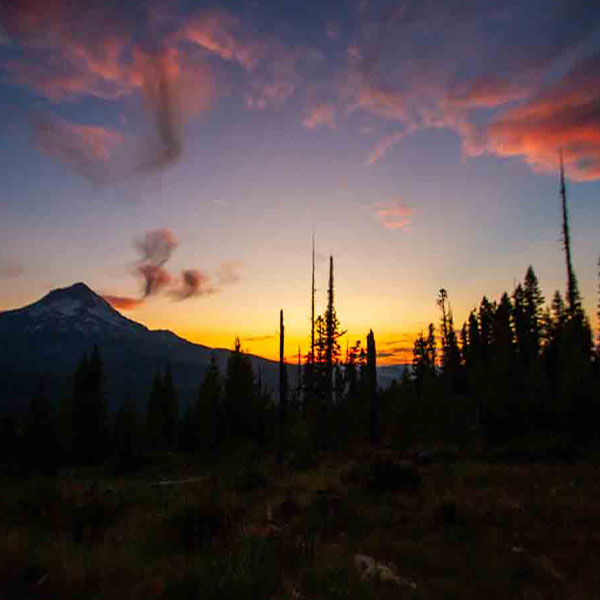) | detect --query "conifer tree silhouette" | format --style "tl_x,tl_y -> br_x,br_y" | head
278,309 -> 288,467
367,329 -> 378,444
196,352 -> 223,456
